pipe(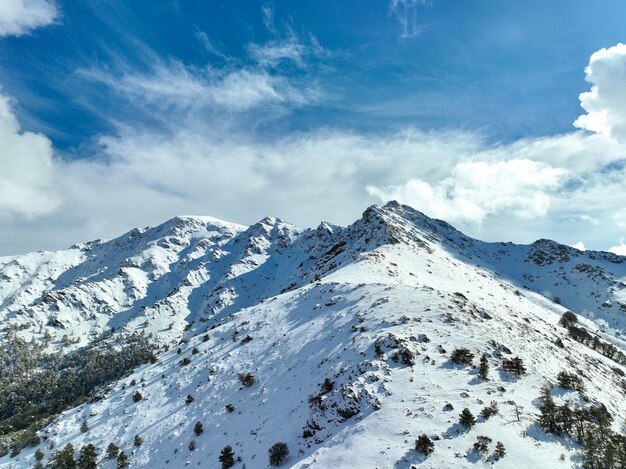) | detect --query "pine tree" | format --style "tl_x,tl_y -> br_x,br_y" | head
493,441 -> 506,459
117,451 -> 129,469
219,445 -> 235,469
415,434 -> 434,456
132,391 -> 143,402
80,419 -> 89,433
50,443 -> 76,469
106,443 -> 120,459
459,408 -> 476,429
473,435 -> 492,454
538,386 -> 562,435
478,355 -> 489,380
194,421 -> 204,436
268,442 -> 289,466
134,434 -> 143,447
77,444 -> 97,469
